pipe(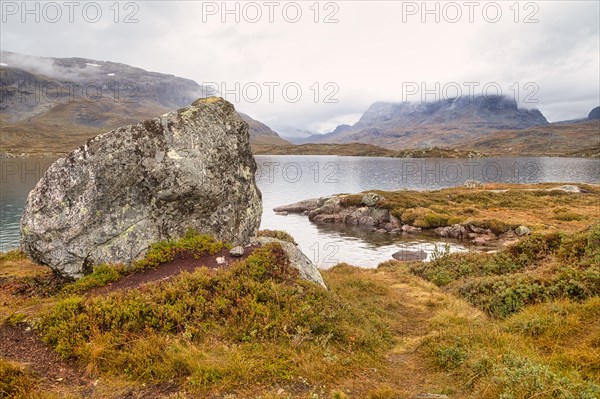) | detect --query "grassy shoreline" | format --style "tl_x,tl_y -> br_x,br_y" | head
1,202 -> 599,398
251,143 -> 600,158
